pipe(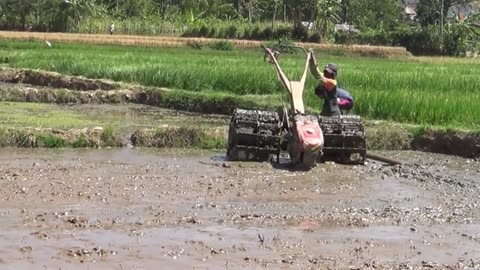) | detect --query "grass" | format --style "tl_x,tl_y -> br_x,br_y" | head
130,127 -> 226,149
0,102 -> 477,155
0,102 -> 229,148
0,31 -> 409,57
0,127 -> 122,148
0,102 -> 229,133
1,40 -> 480,129
0,83 -> 289,115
